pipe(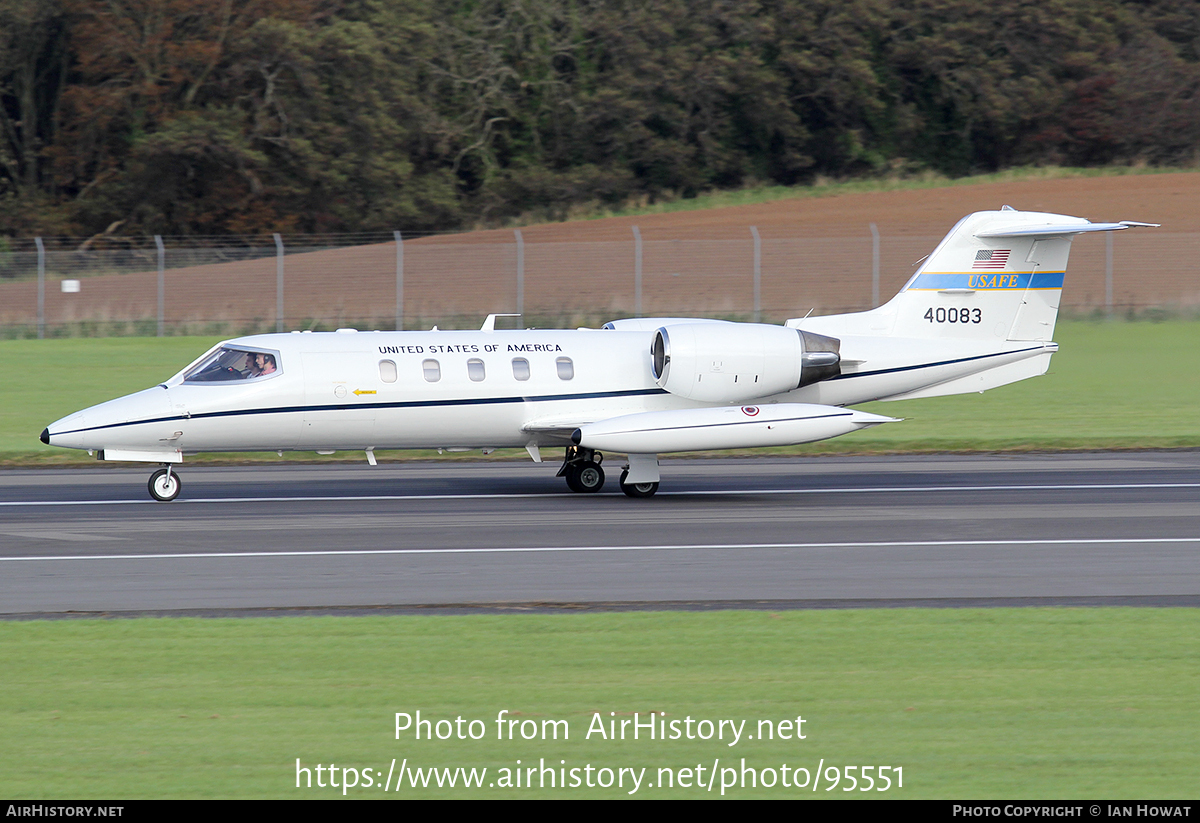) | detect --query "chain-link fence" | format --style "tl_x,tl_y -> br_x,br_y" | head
1,226 -> 1197,338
